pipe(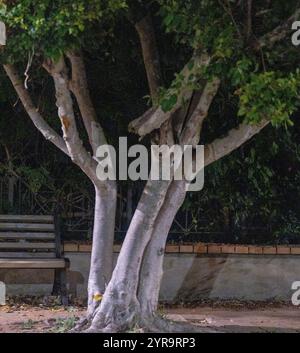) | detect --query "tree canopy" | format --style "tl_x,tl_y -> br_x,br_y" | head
1,0 -> 299,243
